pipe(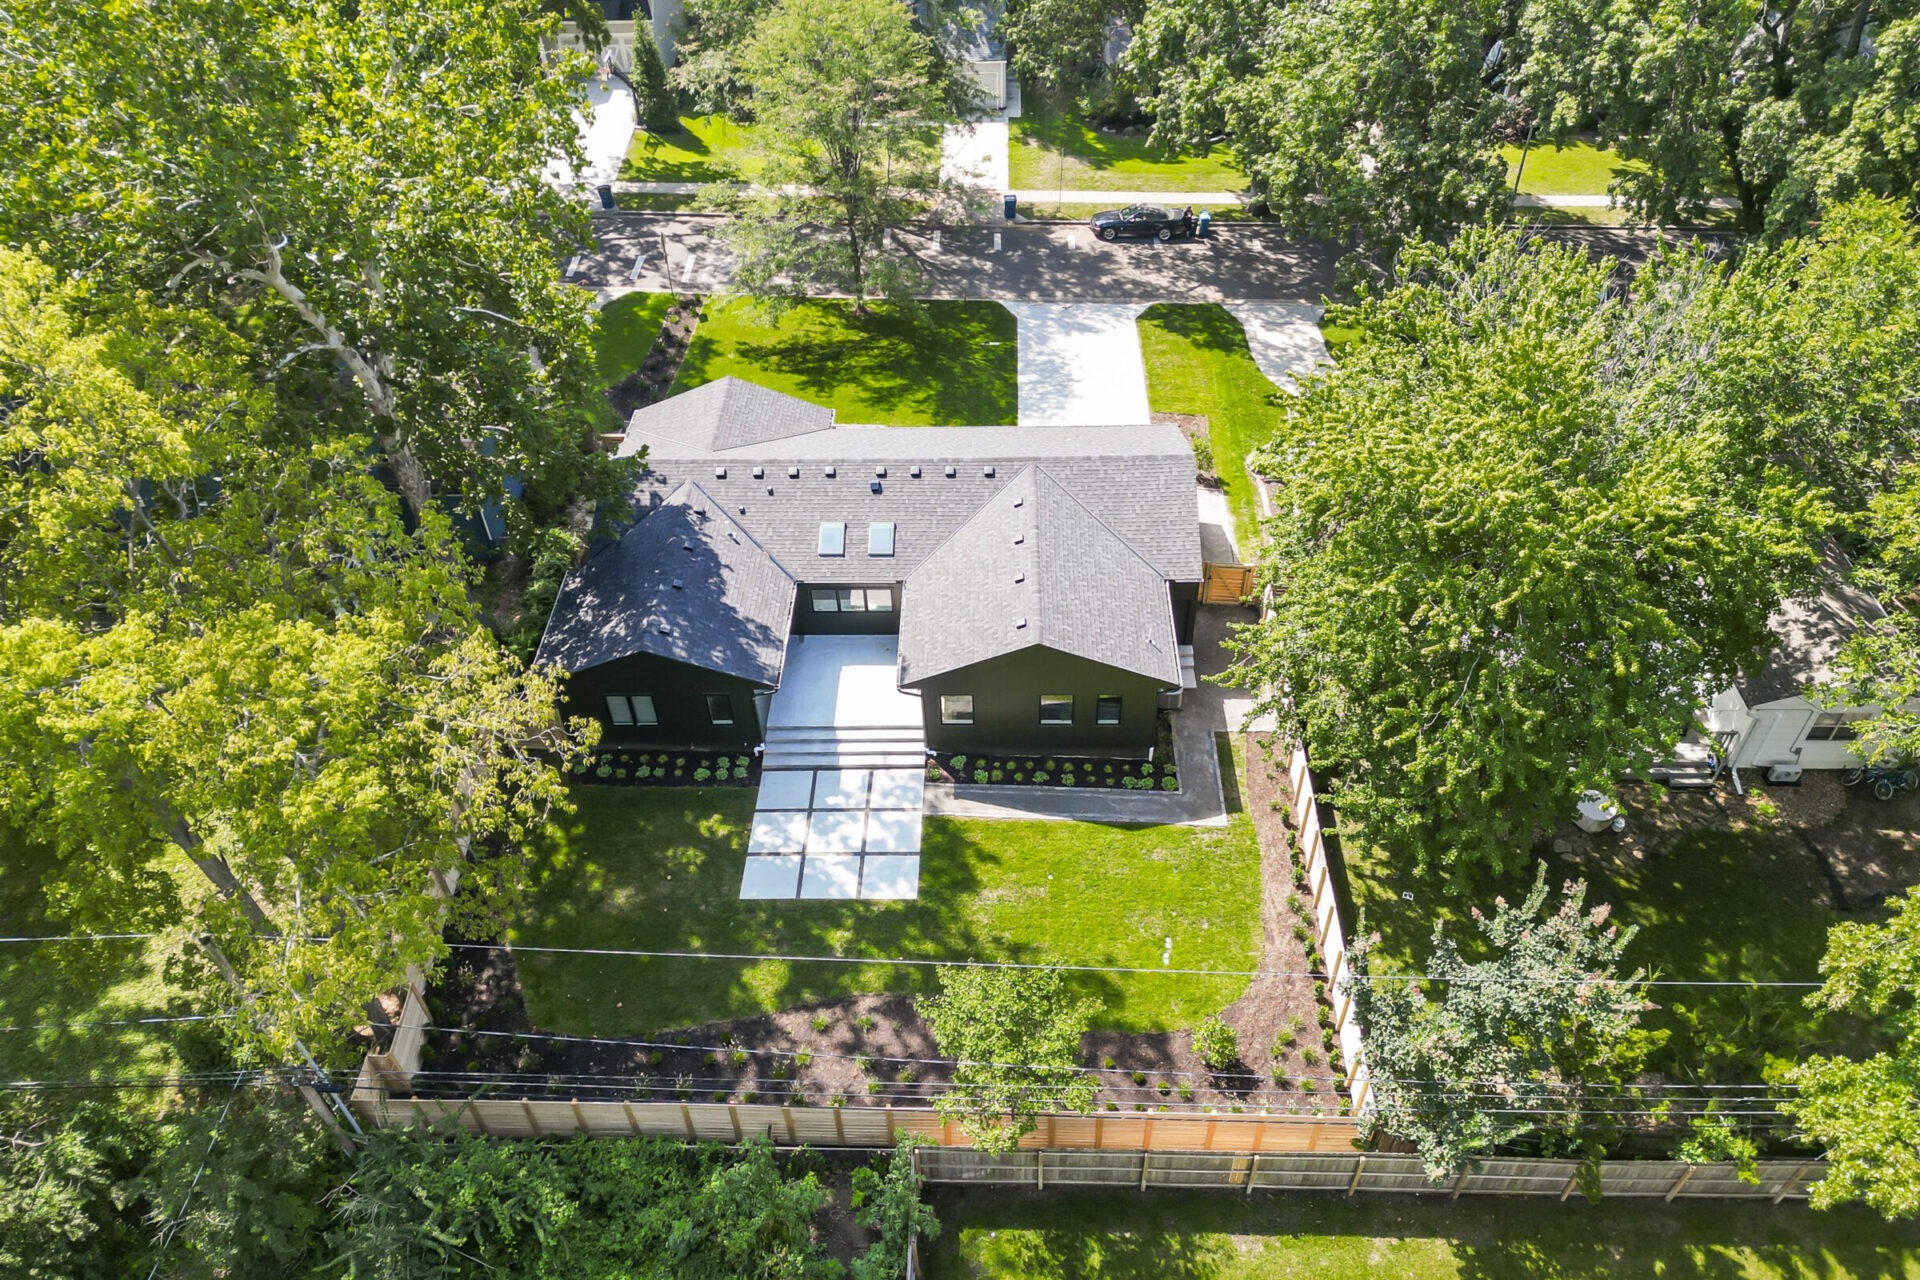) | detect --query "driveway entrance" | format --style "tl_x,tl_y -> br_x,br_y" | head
739,635 -> 928,901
